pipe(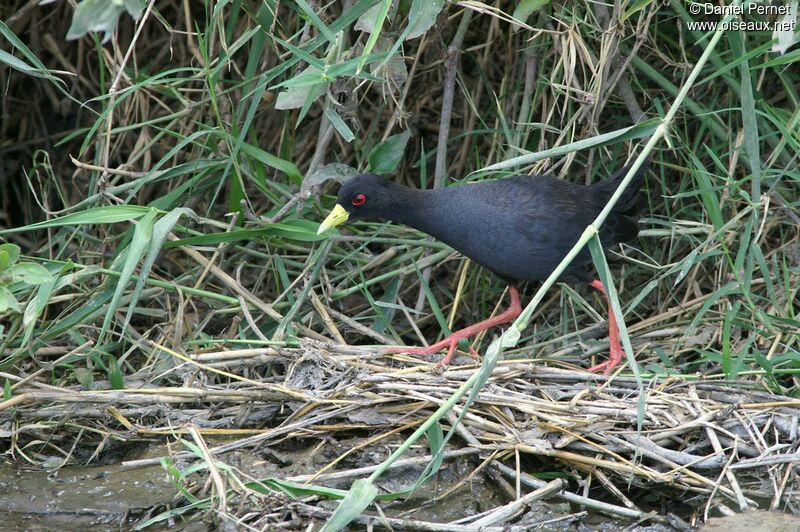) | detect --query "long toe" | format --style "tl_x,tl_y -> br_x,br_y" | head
386,338 -> 471,367
587,360 -> 611,374
587,349 -> 622,375
437,341 -> 460,367
383,344 -> 442,356
383,287 -> 521,368
383,340 -> 457,366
